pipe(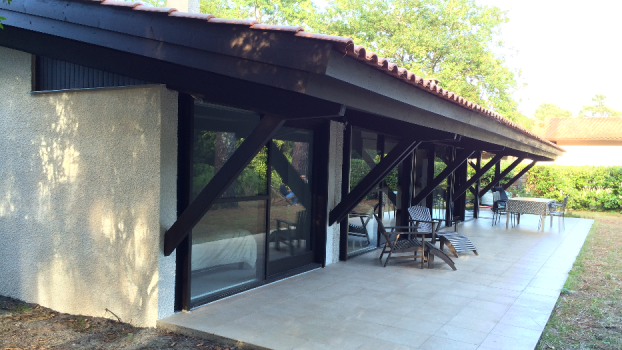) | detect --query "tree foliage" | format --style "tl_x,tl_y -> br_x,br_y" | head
198,0 -> 529,128
534,103 -> 572,120
0,0 -> 12,29
579,94 -> 622,118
